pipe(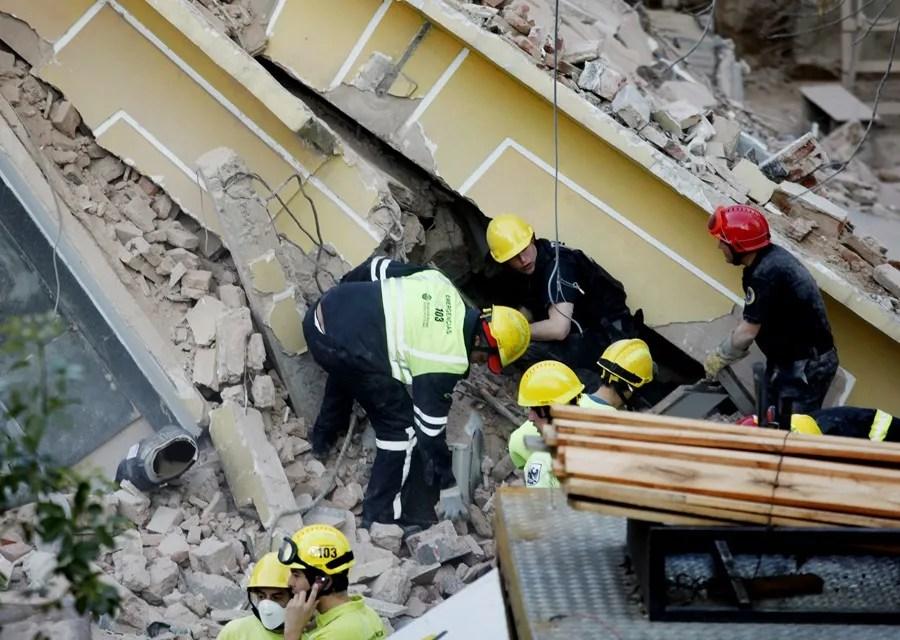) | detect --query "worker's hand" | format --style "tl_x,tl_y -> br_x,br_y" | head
435,485 -> 467,522
704,335 -> 749,380
283,582 -> 320,640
